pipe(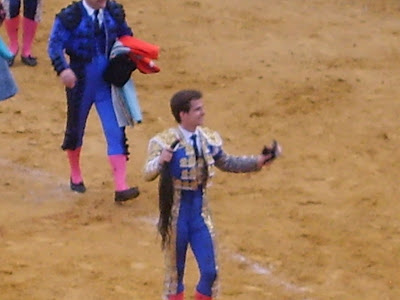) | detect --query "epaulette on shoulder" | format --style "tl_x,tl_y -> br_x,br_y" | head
56,1 -> 82,30
107,0 -> 126,24
199,127 -> 222,147
153,128 -> 179,148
